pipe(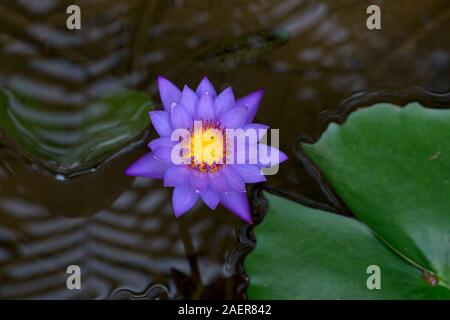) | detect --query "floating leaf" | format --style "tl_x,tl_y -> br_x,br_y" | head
246,193 -> 450,299
246,103 -> 450,299
0,89 -> 155,174
303,103 -> 450,284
